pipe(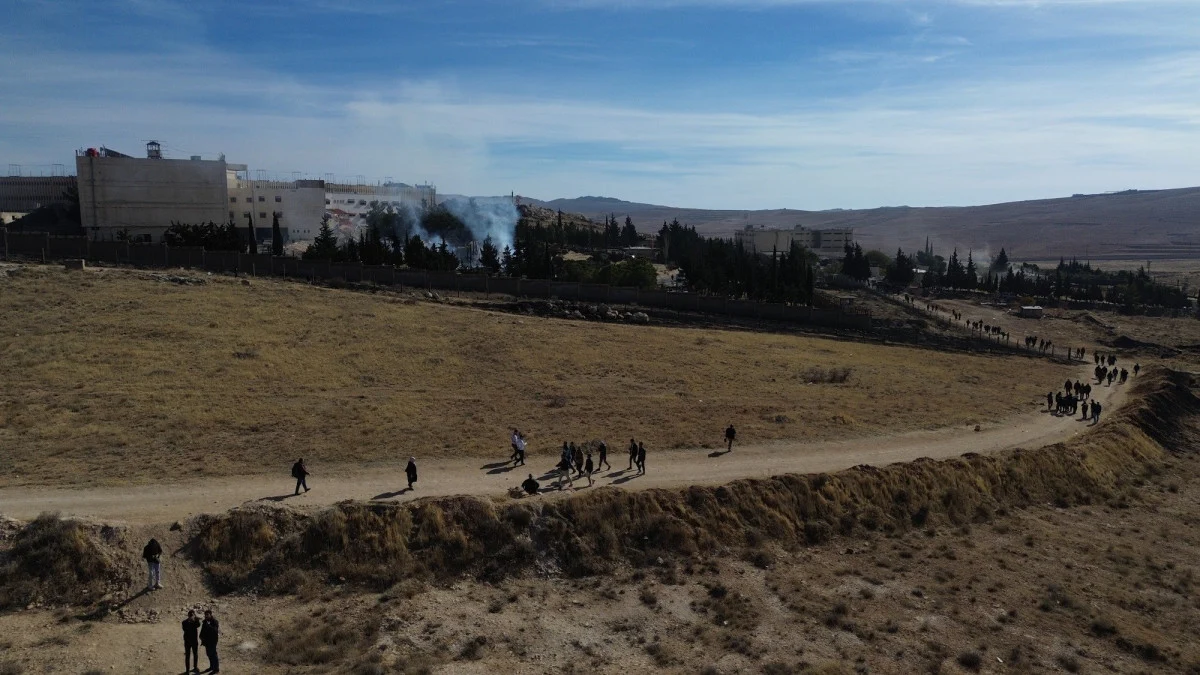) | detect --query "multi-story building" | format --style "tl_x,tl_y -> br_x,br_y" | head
76,142 -> 326,244
226,172 -> 326,242
734,224 -> 854,259
324,182 -> 436,236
